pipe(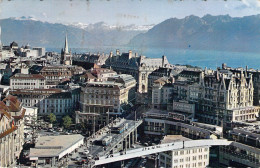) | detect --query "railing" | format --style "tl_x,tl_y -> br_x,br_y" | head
93,139 -> 232,166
